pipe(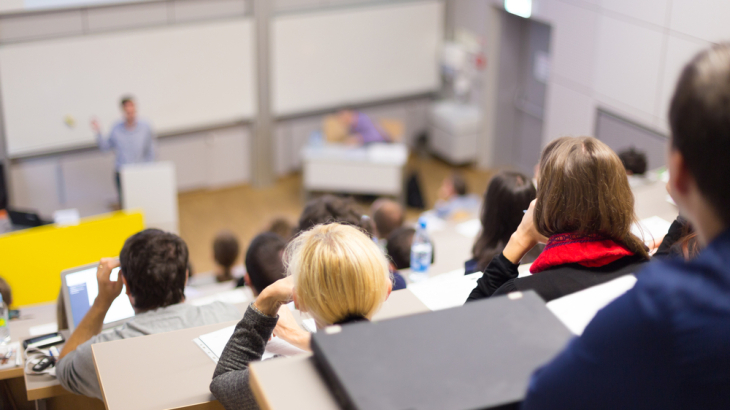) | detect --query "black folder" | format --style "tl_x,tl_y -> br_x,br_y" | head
311,291 -> 572,410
